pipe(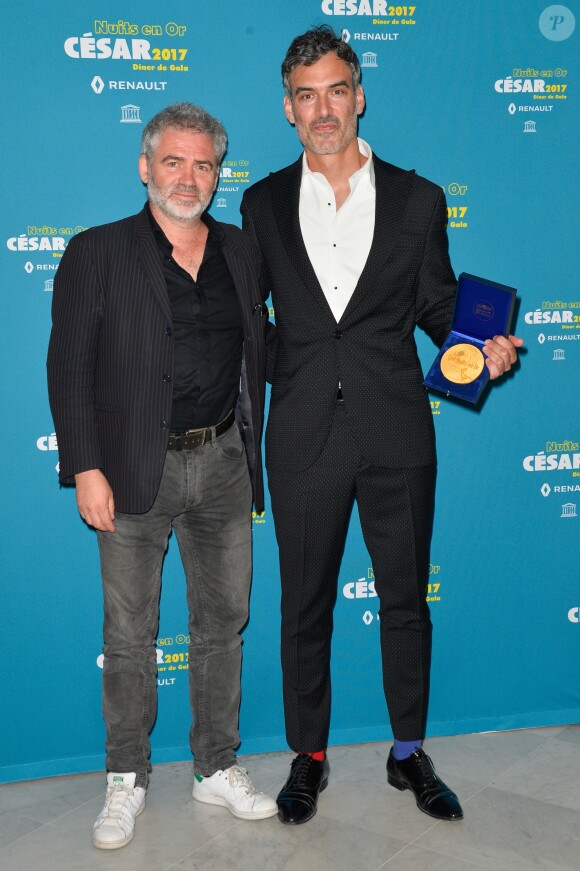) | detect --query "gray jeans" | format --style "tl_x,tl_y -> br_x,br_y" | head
96,422 -> 252,787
